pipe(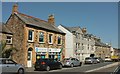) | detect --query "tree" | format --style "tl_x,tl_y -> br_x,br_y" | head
0,40 -> 16,58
